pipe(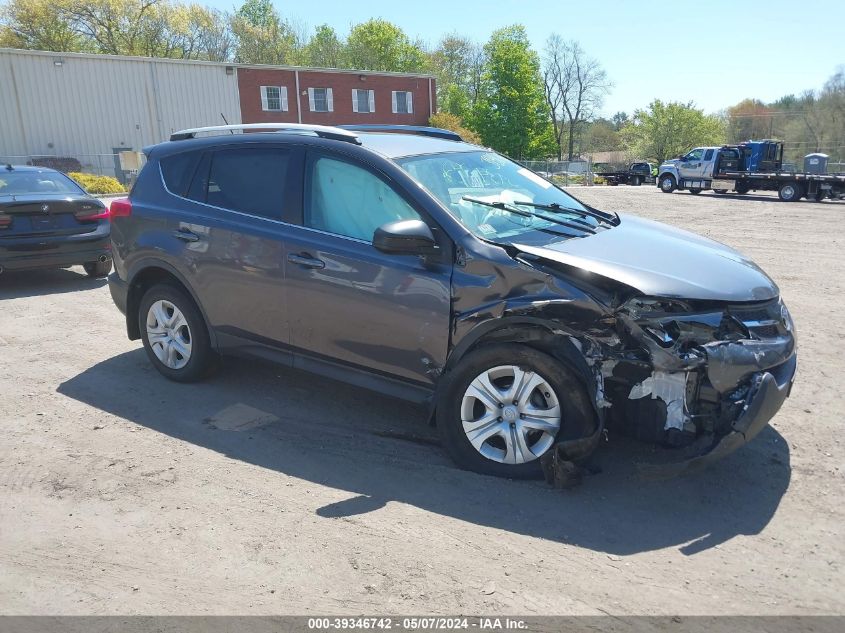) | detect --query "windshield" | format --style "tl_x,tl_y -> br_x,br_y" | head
0,171 -> 84,196
396,151 -> 597,241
